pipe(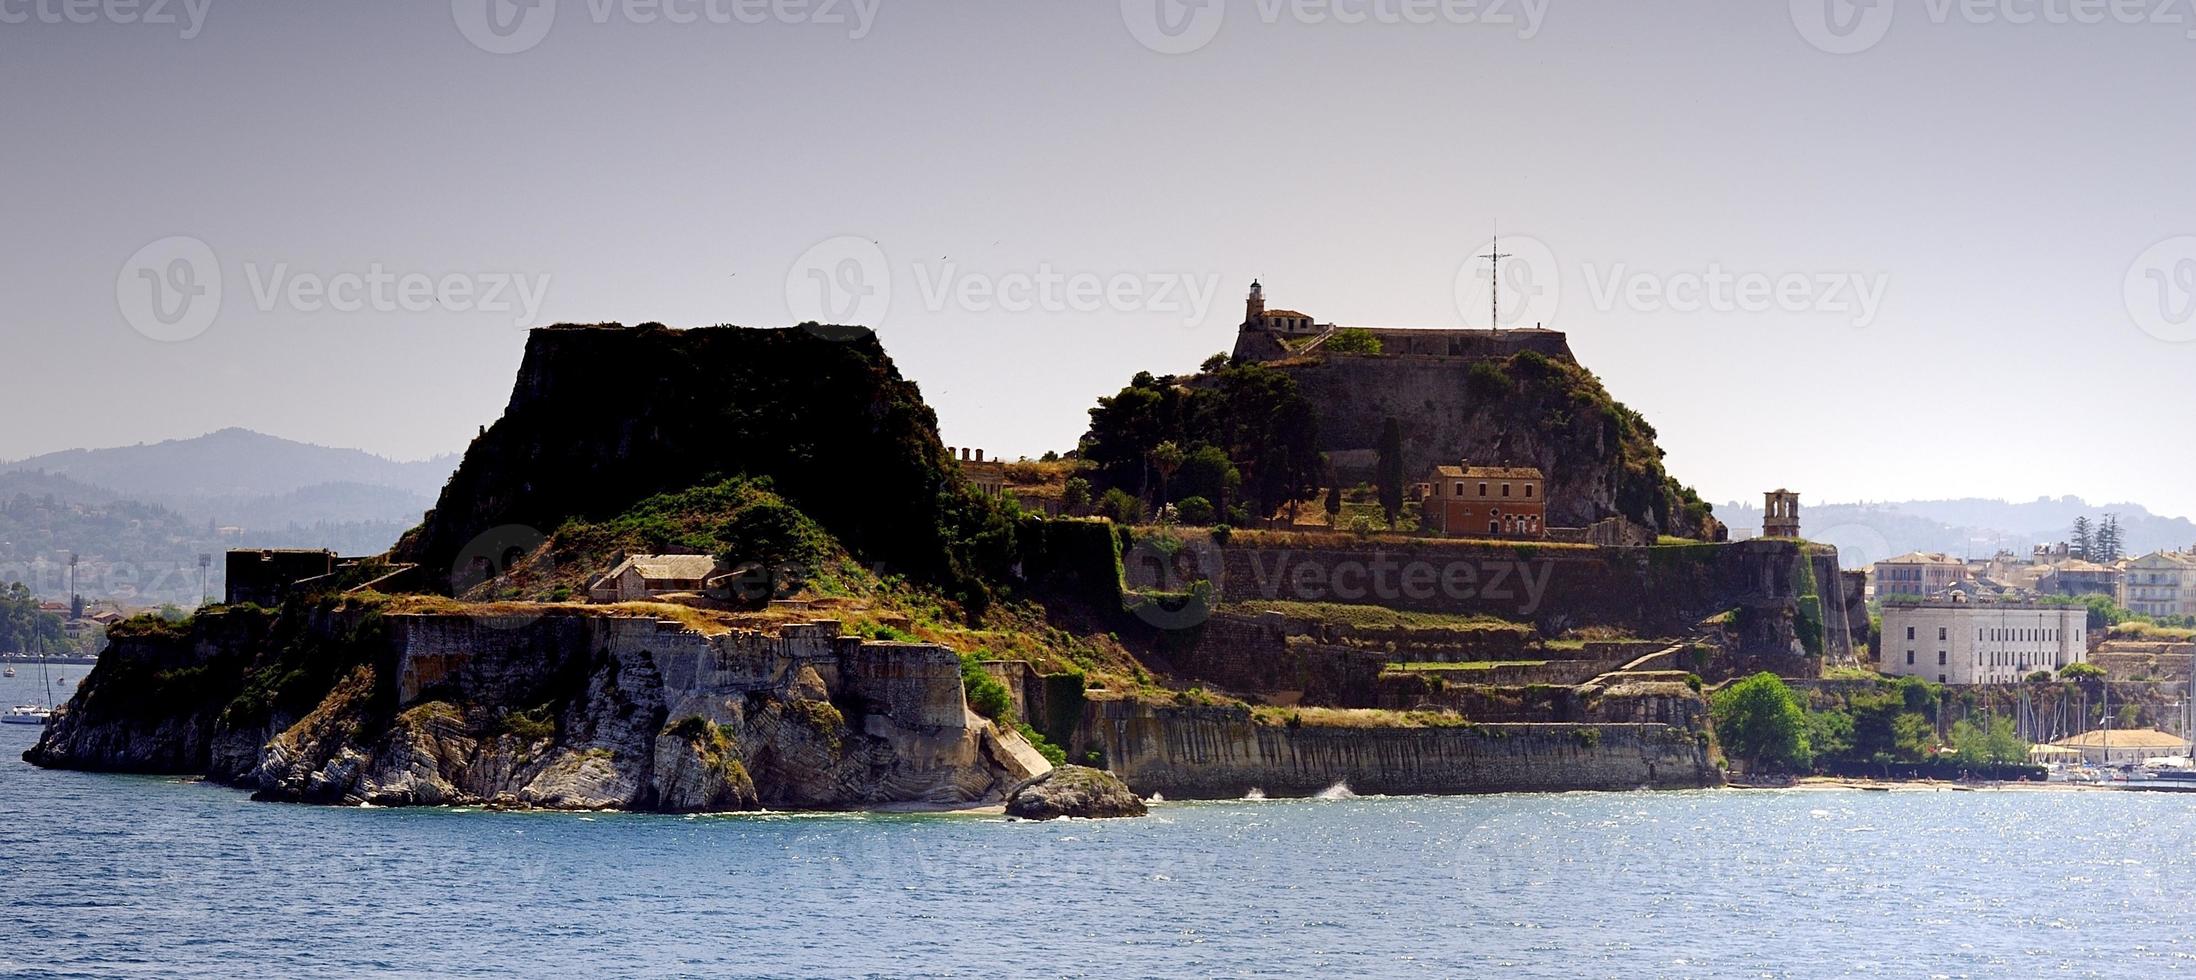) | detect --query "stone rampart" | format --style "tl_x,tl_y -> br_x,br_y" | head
1080,698 -> 1715,798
